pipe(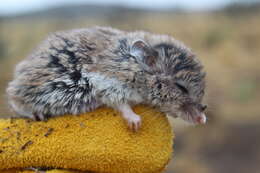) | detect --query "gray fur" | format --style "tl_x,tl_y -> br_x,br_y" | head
6,26 -> 206,123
